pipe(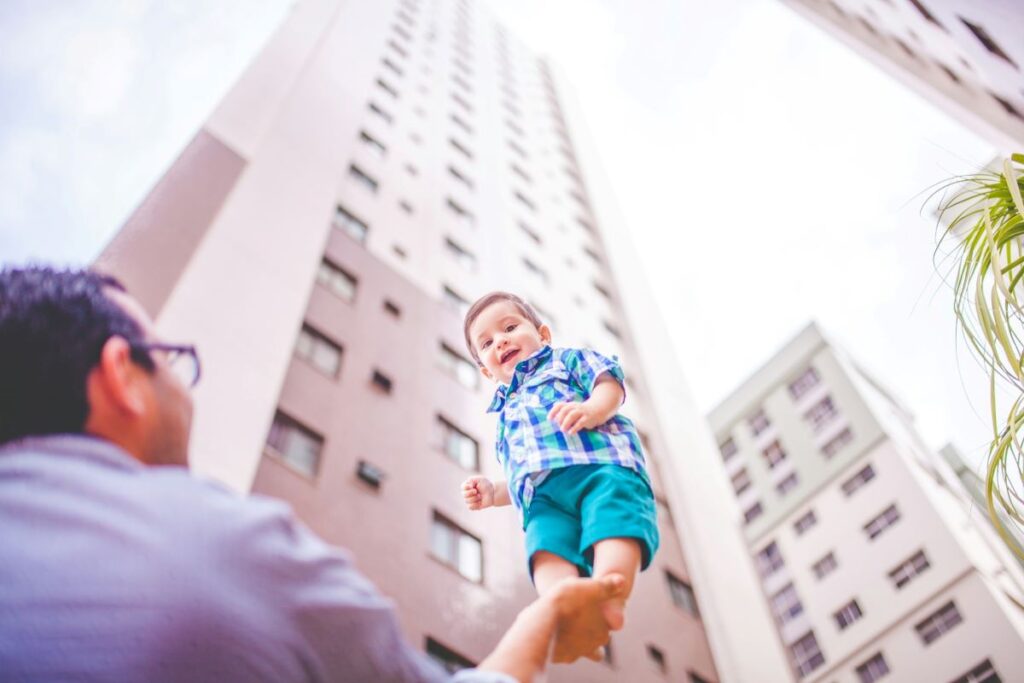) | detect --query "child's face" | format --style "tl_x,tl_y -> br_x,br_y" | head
469,300 -> 551,385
